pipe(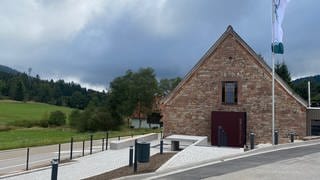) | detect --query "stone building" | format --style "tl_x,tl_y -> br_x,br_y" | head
161,26 -> 308,146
